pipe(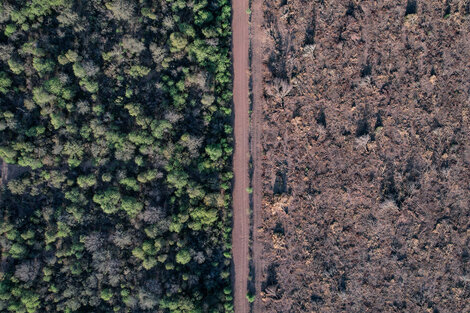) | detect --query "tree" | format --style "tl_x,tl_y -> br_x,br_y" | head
20,291 -> 41,313
106,0 -> 135,21
121,36 -> 145,55
63,141 -> 84,167
32,57 -> 55,77
72,62 -> 87,78
93,189 -> 121,214
166,170 -> 189,191
169,33 -> 188,52
0,146 -> 17,163
0,72 -> 11,94
137,170 -> 158,183
100,288 -> 112,302
127,65 -> 150,78
205,144 -> 223,161
4,24 -> 16,37
189,207 -> 218,230
32,87 -> 55,105
160,296 -> 199,313
17,156 -> 43,170
121,197 -> 143,217
119,177 -> 139,191
176,249 -> 191,265
9,243 -> 27,259
8,59 -> 24,74
15,260 -> 40,282
77,174 -> 97,188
